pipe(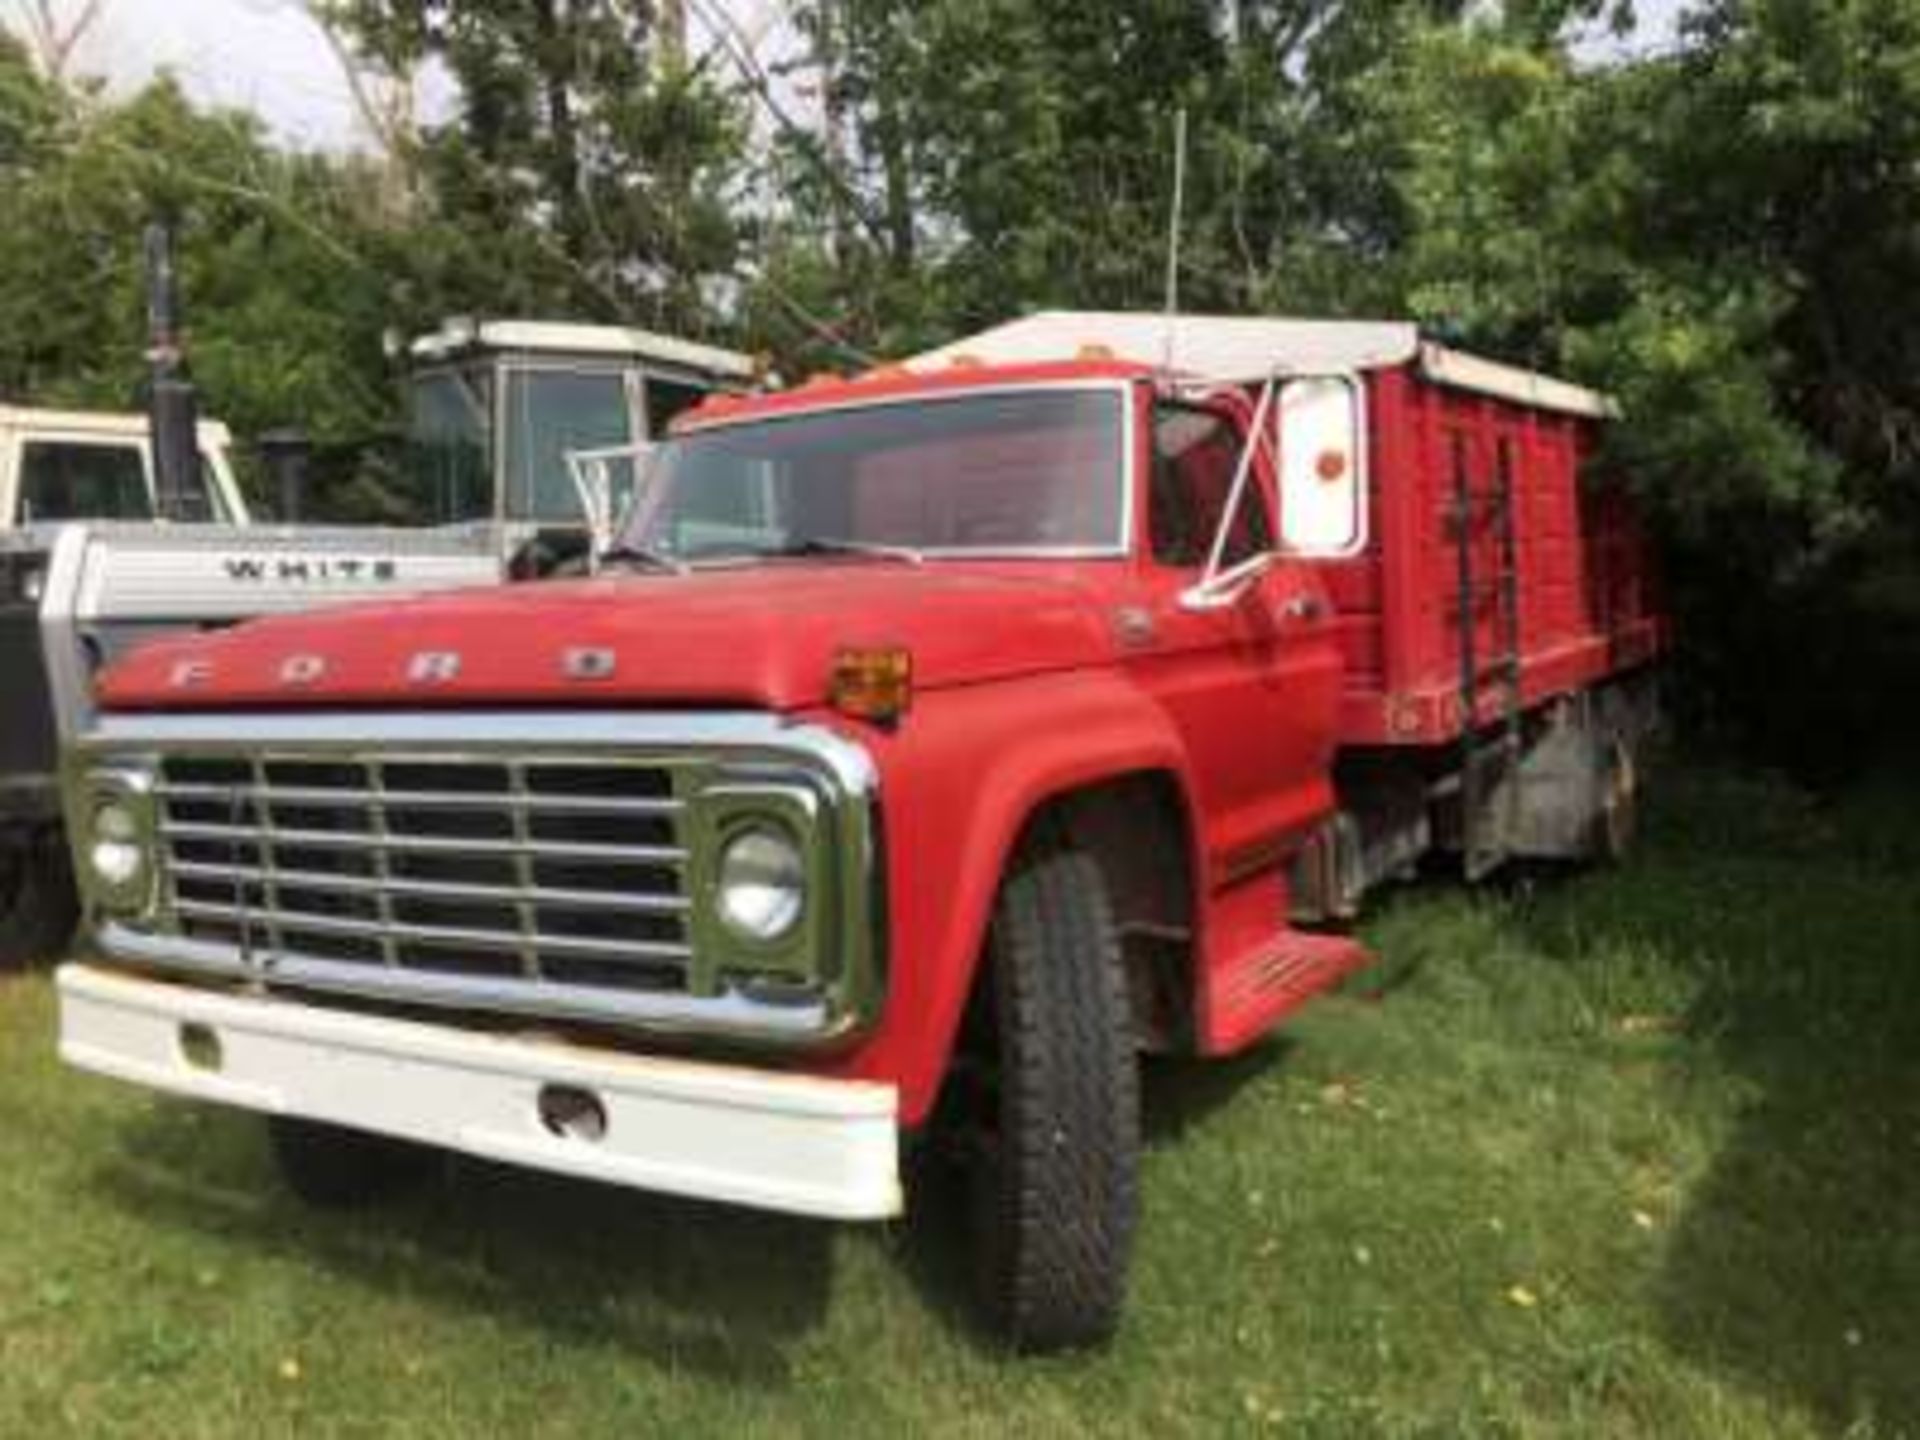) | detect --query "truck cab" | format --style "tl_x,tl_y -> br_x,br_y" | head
52,314 -> 1661,1351
0,405 -> 247,529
